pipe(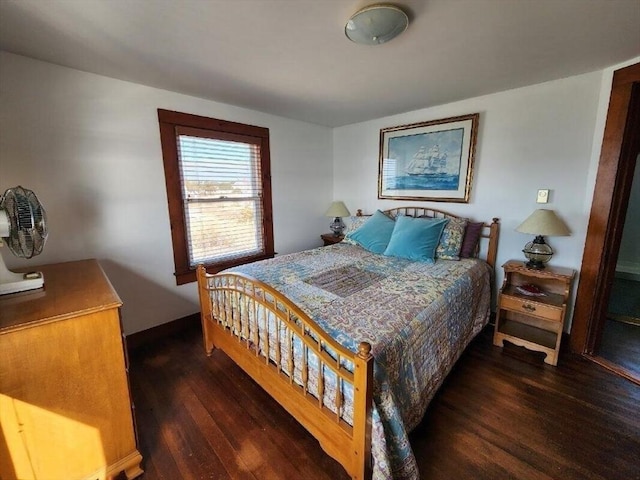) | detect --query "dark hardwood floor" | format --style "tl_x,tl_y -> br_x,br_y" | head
599,319 -> 640,380
128,325 -> 640,480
